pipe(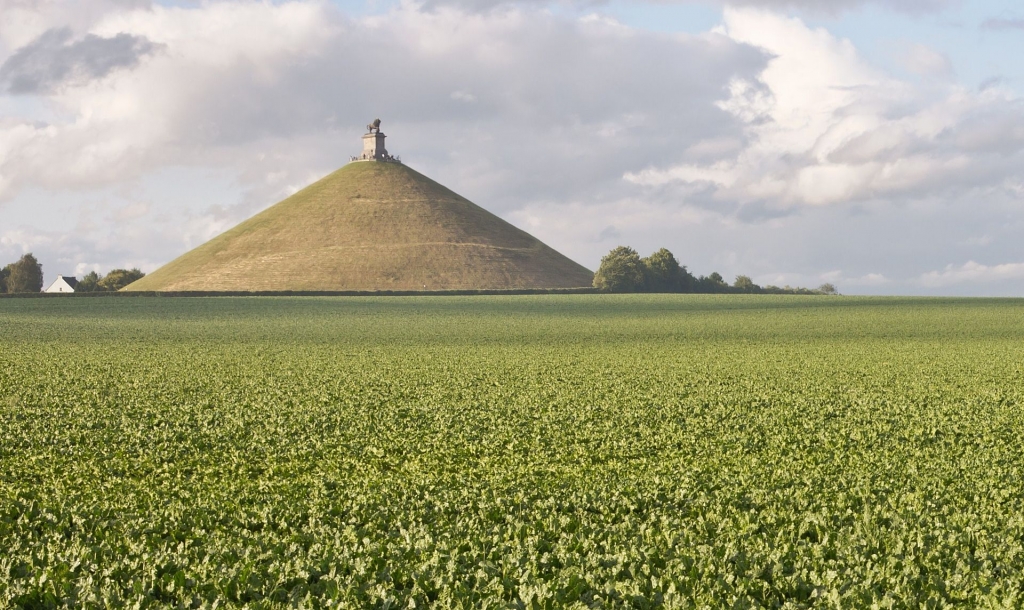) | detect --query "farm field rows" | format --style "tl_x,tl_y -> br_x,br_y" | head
2,295 -> 1024,607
